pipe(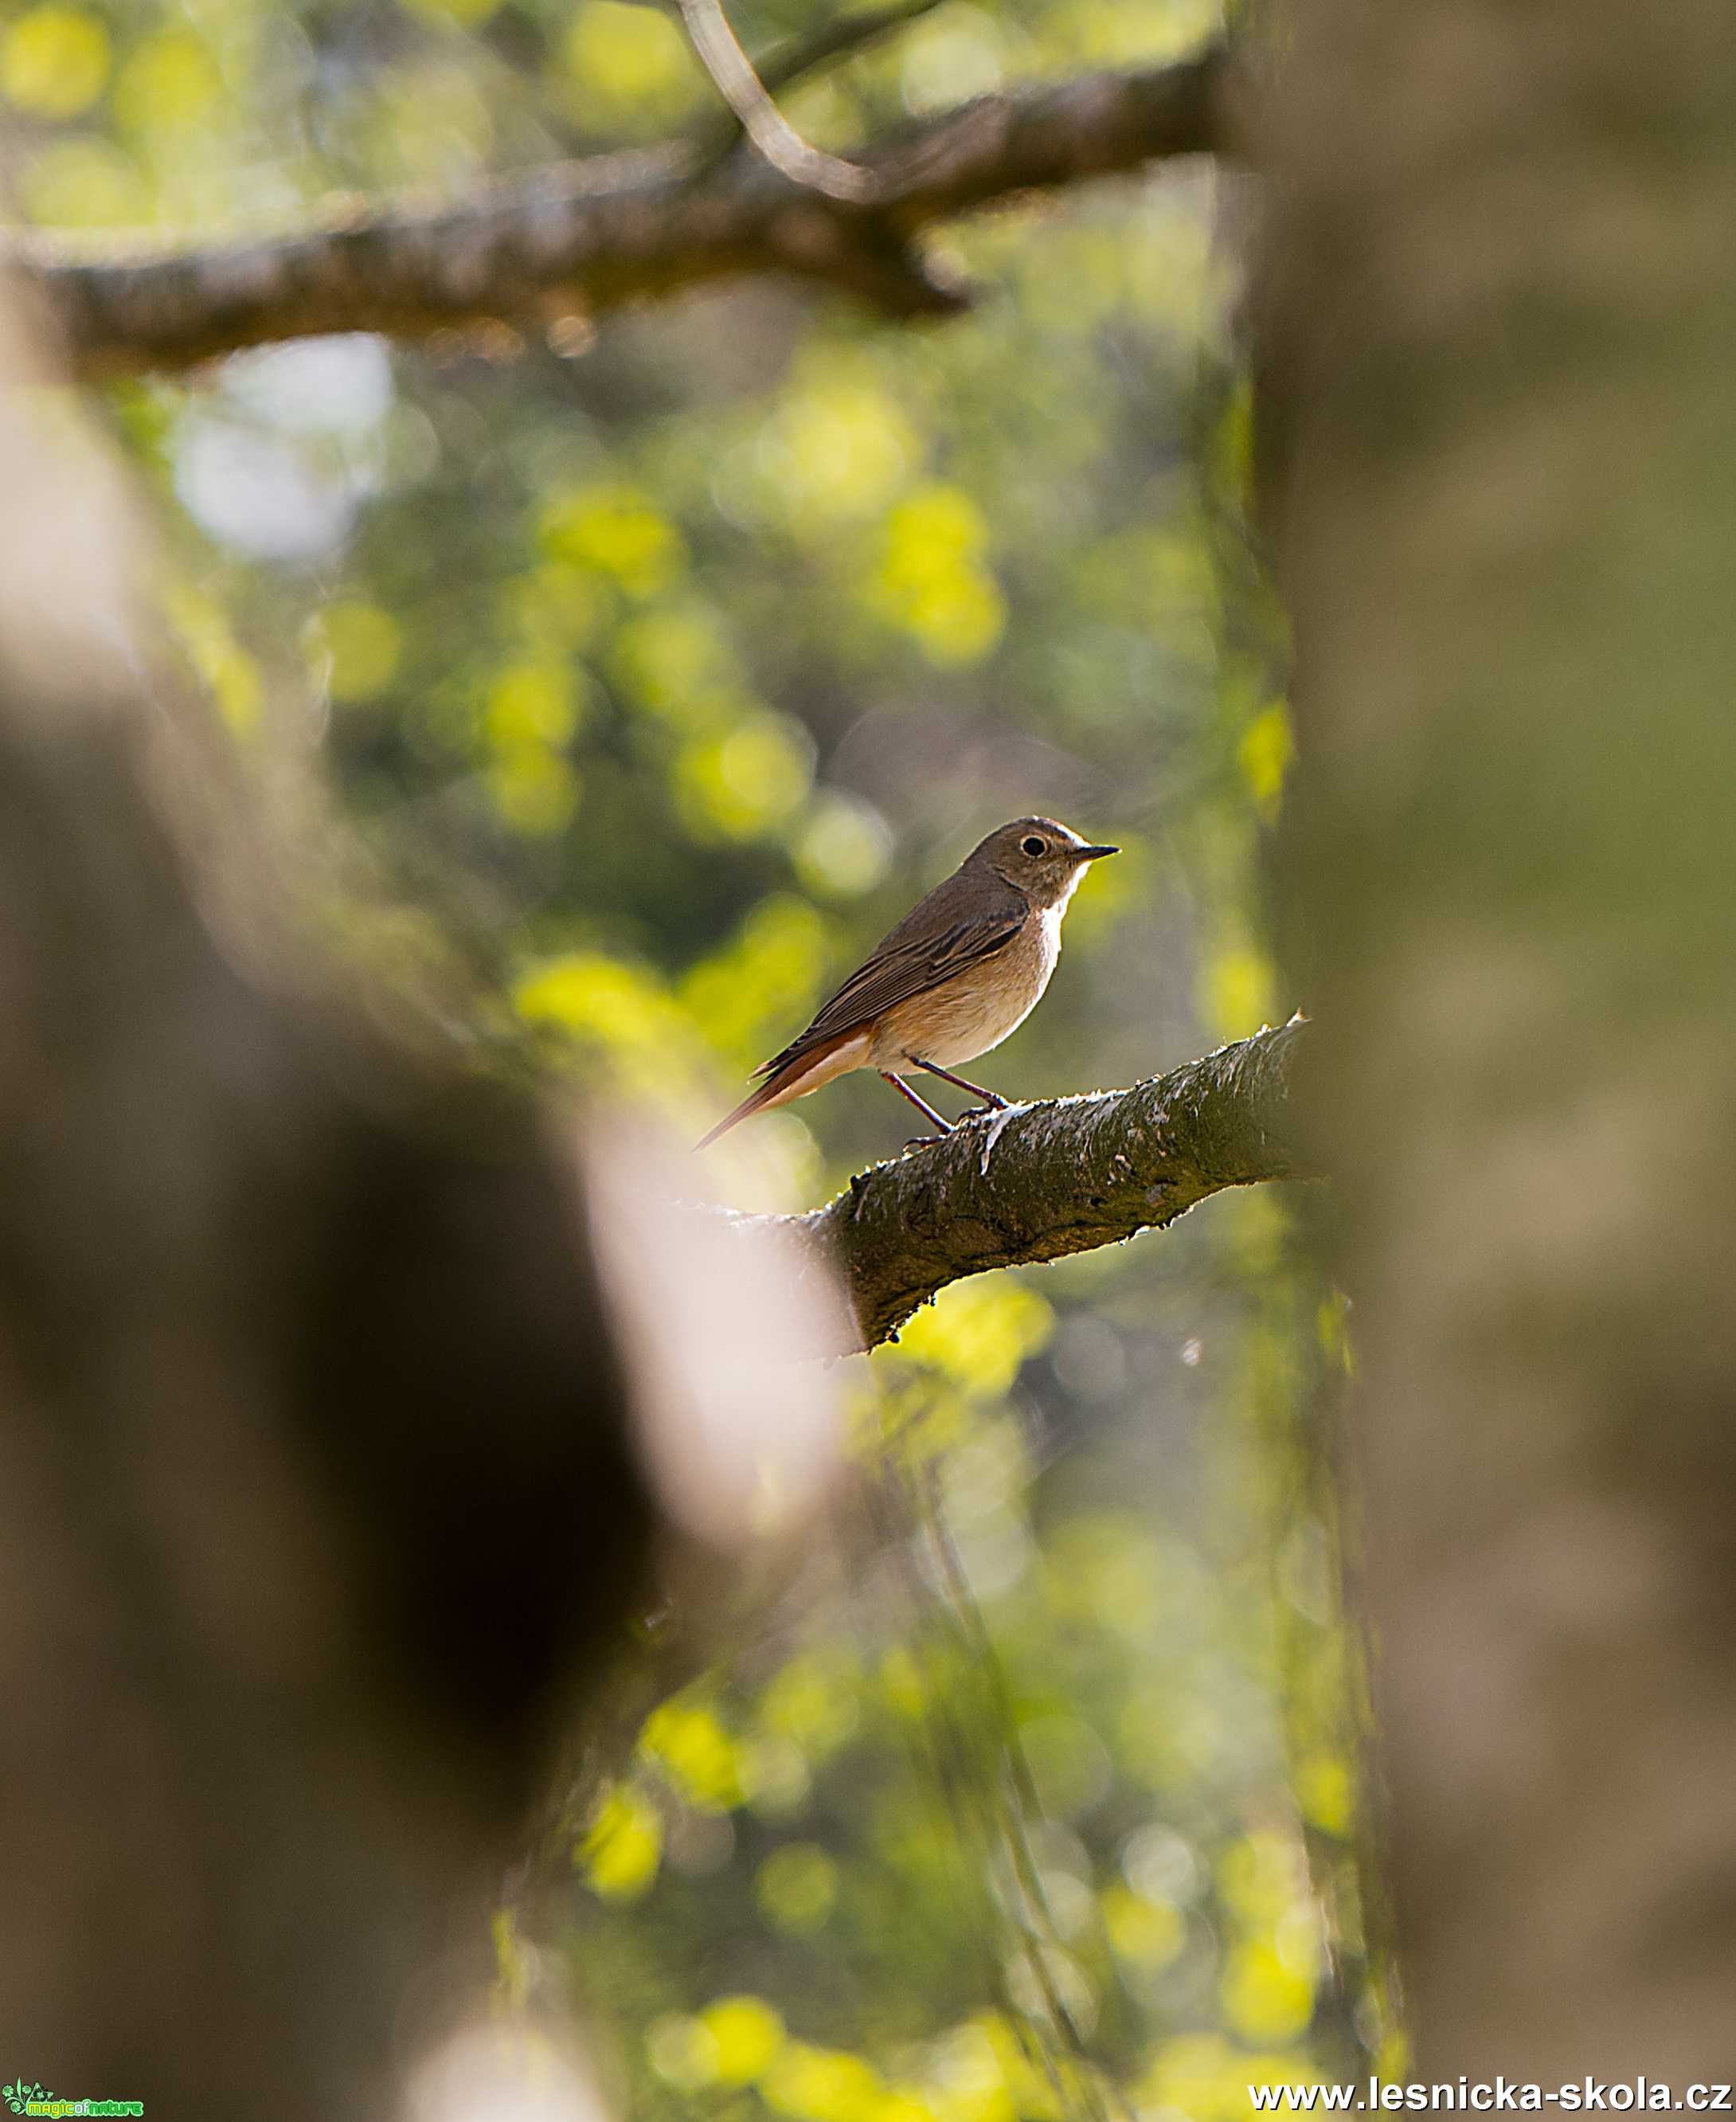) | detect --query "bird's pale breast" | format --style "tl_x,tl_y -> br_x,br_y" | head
868,905 -> 1062,1069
